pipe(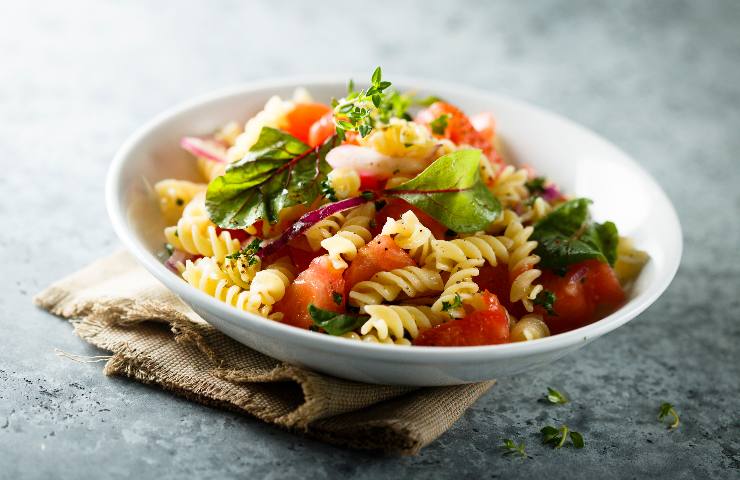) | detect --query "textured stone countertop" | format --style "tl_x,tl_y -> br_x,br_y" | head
1,1 -> 738,478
